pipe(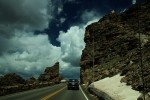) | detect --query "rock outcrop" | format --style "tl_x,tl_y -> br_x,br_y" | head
0,73 -> 25,86
38,62 -> 60,83
0,63 -> 61,96
80,1 -> 150,92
